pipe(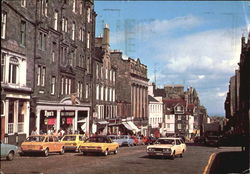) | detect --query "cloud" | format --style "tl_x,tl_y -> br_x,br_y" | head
108,14 -> 244,115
